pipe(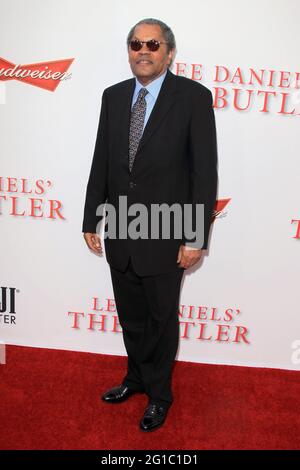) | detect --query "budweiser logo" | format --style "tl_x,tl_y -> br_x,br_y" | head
0,56 -> 74,91
214,198 -> 231,218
